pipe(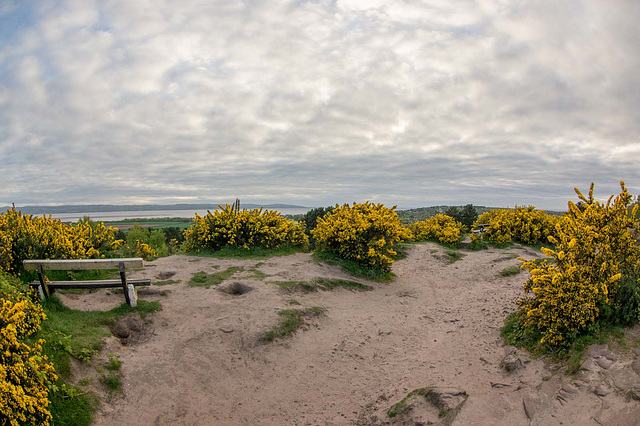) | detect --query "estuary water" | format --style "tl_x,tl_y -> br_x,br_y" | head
49,208 -> 313,223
